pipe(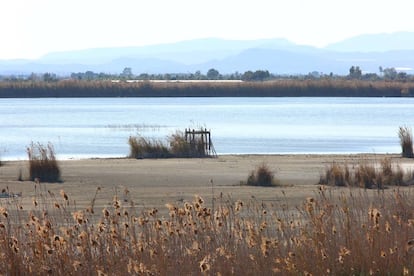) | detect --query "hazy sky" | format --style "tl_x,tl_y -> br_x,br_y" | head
2,0 -> 414,59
